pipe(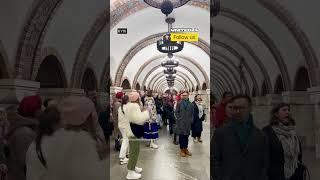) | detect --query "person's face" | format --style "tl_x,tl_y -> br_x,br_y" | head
232,98 -> 251,121
196,95 -> 201,101
181,93 -> 188,100
225,102 -> 234,119
275,106 -> 291,125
